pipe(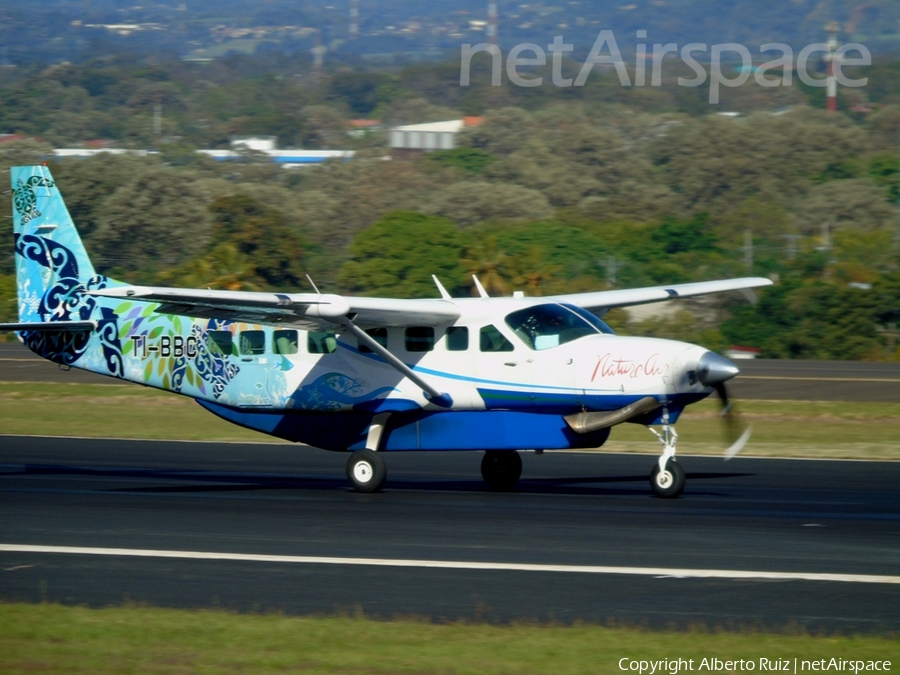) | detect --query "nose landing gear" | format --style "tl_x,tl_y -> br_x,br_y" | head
648,422 -> 685,498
